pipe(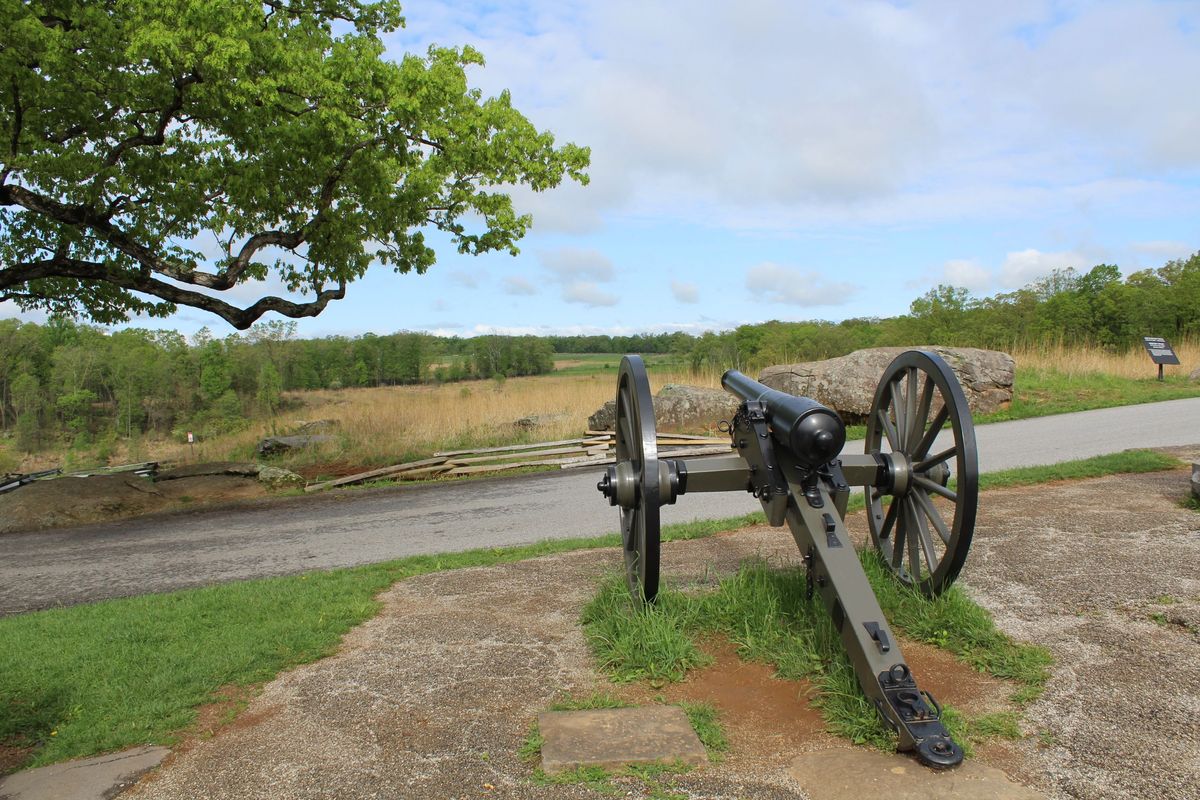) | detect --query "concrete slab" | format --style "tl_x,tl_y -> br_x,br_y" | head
0,746 -> 169,800
538,706 -> 707,774
788,748 -> 1047,800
